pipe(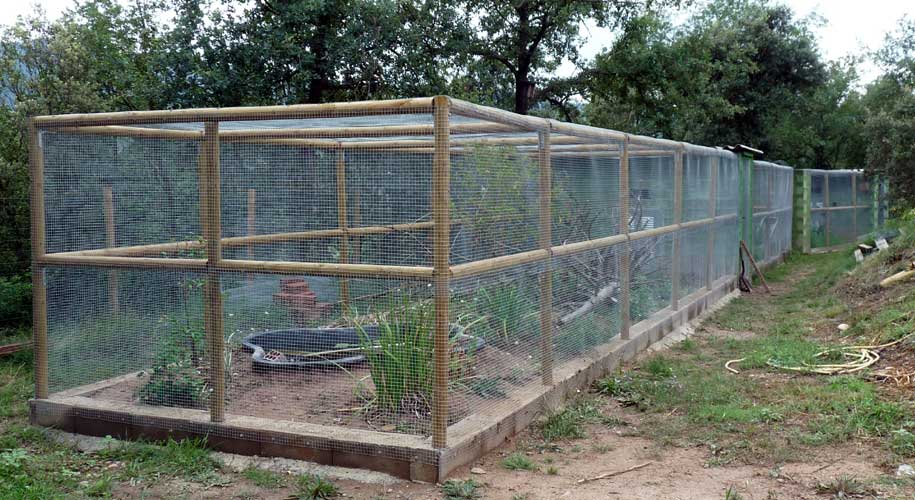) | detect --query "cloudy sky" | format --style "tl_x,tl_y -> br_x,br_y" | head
1,0 -> 912,84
